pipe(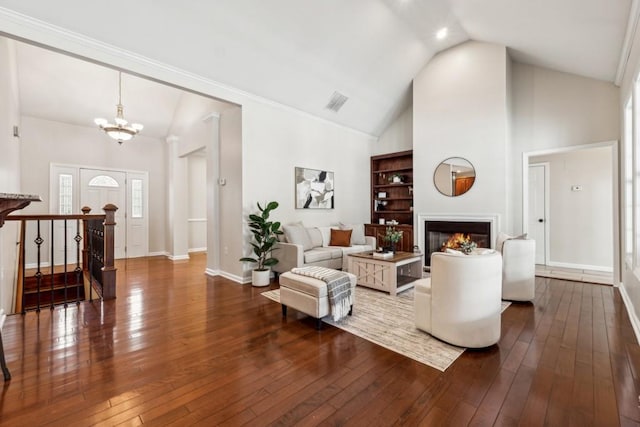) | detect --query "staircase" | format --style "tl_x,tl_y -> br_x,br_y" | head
6,204 -> 118,313
22,270 -> 85,311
